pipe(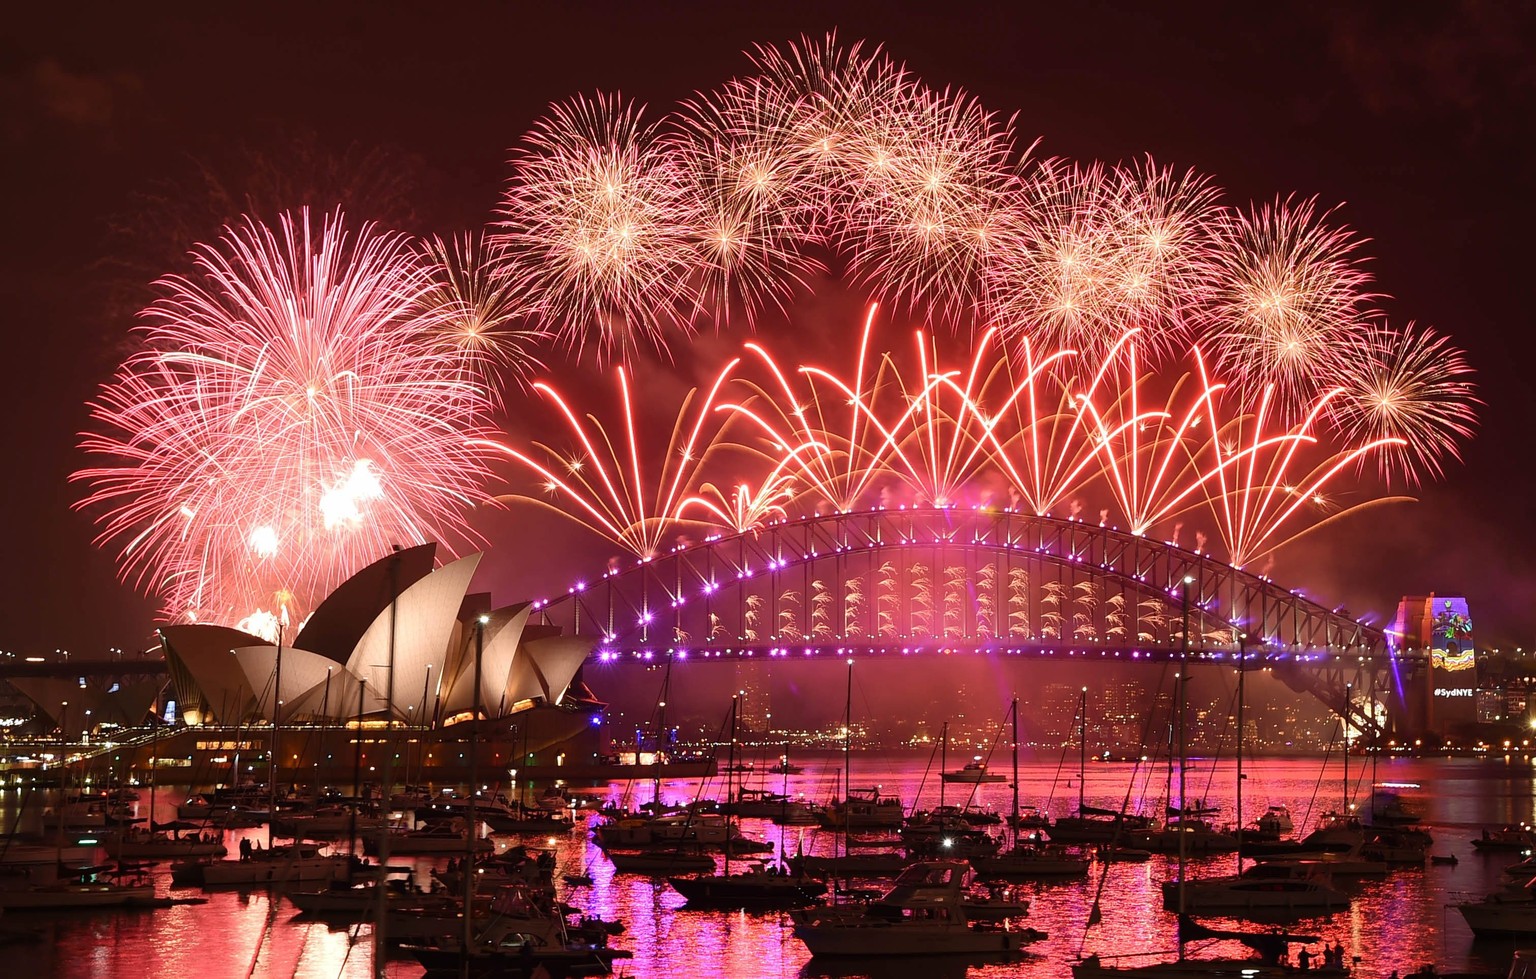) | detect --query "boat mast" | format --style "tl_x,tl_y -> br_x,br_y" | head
1010,697 -> 1019,850
842,658 -> 853,864
939,720 -> 948,812
463,614 -> 486,973
375,547 -> 401,978
1235,635 -> 1246,875
725,694 -> 738,878
269,619 -> 284,850
1078,686 -> 1087,815
1177,575 -> 1193,960
1343,682 -> 1352,818
653,651 -> 675,813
